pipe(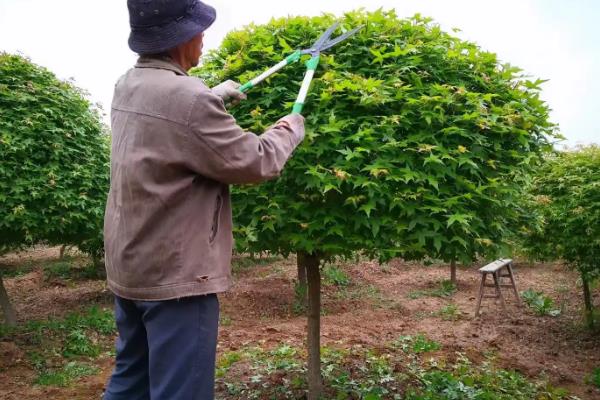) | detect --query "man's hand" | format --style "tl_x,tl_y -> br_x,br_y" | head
211,80 -> 247,104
